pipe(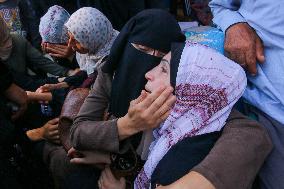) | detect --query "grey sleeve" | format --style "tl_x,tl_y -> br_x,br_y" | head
70,70 -> 121,153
